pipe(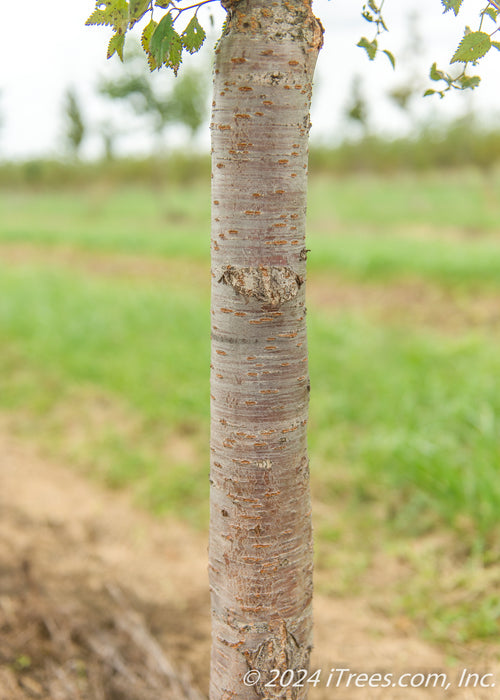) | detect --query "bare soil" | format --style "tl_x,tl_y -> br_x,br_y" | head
1,427 -> 499,700
307,274 -> 500,334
